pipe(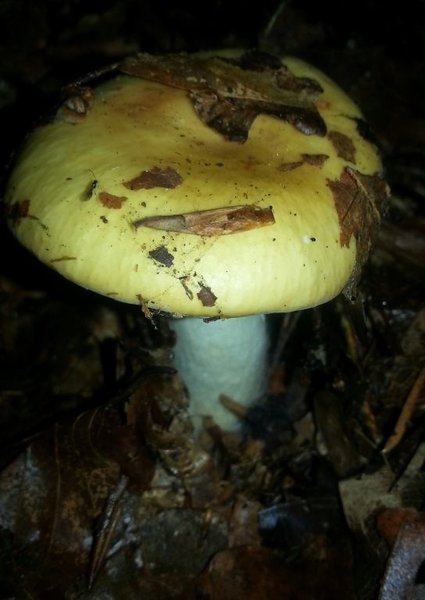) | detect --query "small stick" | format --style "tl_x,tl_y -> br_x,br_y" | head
88,474 -> 128,590
382,364 -> 425,455
219,394 -> 247,419
67,62 -> 120,88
